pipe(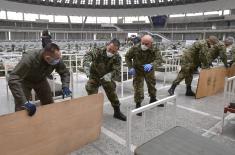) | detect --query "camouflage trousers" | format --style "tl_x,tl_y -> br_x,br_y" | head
133,70 -> 156,104
14,80 -> 54,111
172,64 -> 196,86
85,78 -> 120,107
